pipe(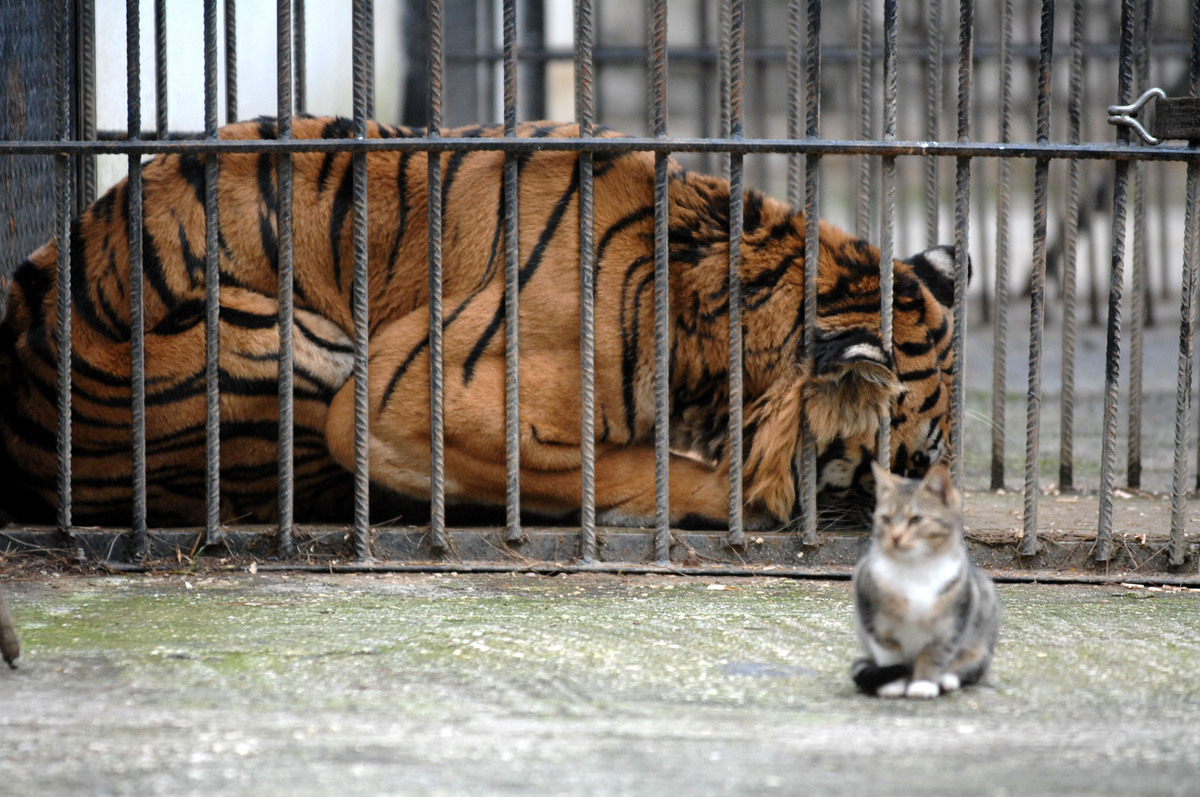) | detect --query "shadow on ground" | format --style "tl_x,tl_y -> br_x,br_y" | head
0,572 -> 1197,796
